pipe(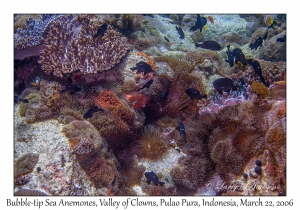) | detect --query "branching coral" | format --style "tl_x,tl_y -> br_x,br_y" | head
14,153 -> 39,178
39,15 -> 130,77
